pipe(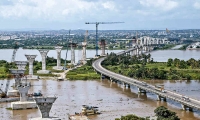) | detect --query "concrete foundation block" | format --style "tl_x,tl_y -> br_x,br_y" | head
11,101 -> 37,110
52,66 -> 63,70
7,90 -> 19,97
26,75 -> 39,80
37,70 -> 51,74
